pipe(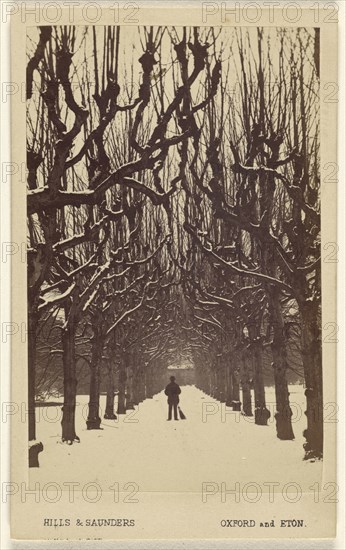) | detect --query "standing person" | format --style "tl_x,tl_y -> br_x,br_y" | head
164,376 -> 181,421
